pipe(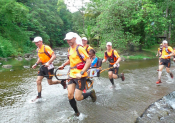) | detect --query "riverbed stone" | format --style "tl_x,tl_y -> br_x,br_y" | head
59,52 -> 63,55
2,65 -> 12,69
23,66 -> 30,69
16,57 -> 23,61
25,58 -> 31,61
